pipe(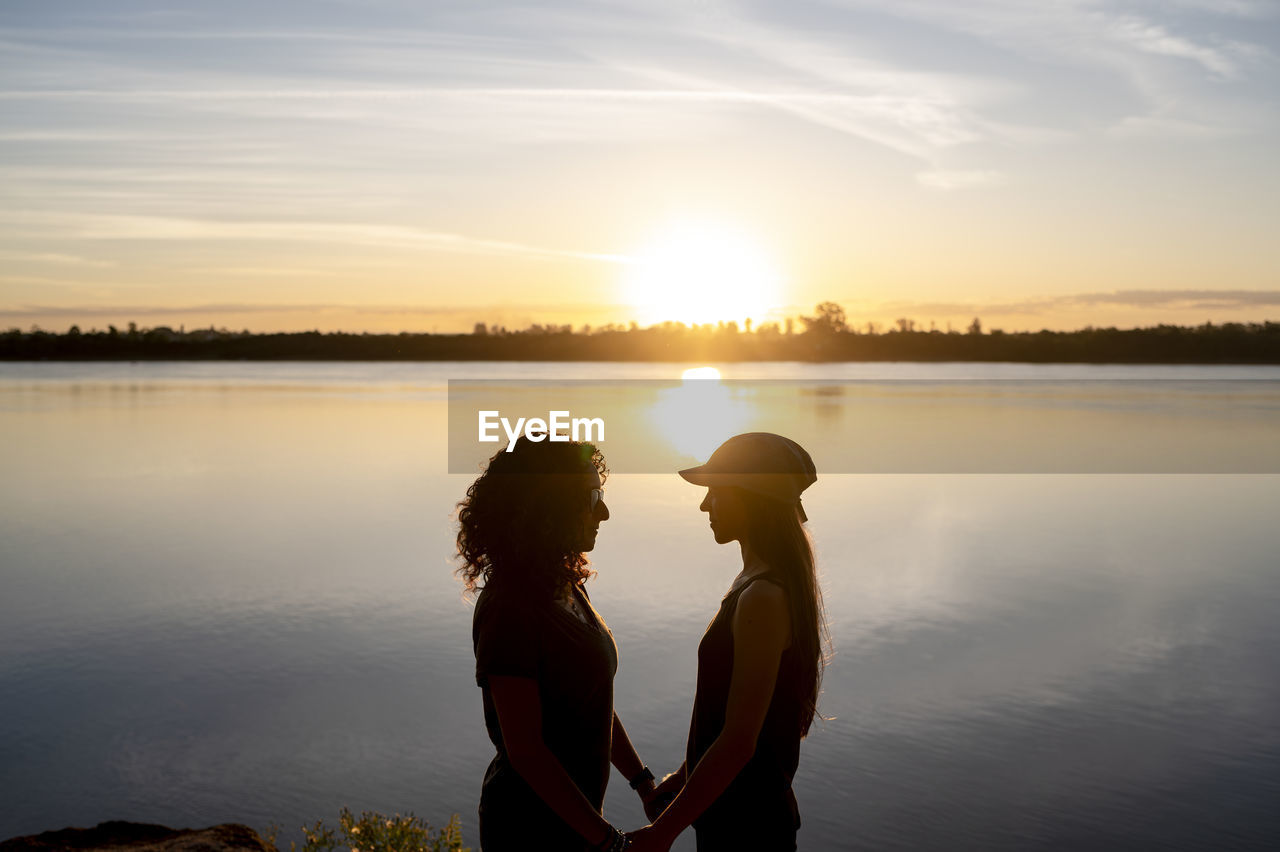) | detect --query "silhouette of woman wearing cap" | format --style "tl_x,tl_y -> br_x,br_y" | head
457,437 -> 655,852
629,433 -> 827,852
